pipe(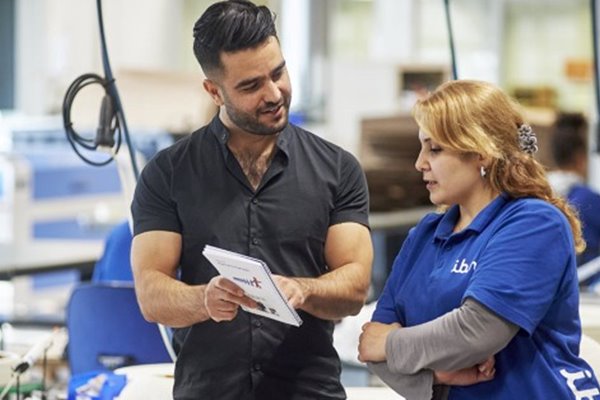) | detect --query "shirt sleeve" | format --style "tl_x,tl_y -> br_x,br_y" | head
367,362 -> 435,400
463,202 -> 573,335
131,151 -> 181,236
329,150 -> 369,228
371,229 -> 416,325
384,298 -> 518,374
